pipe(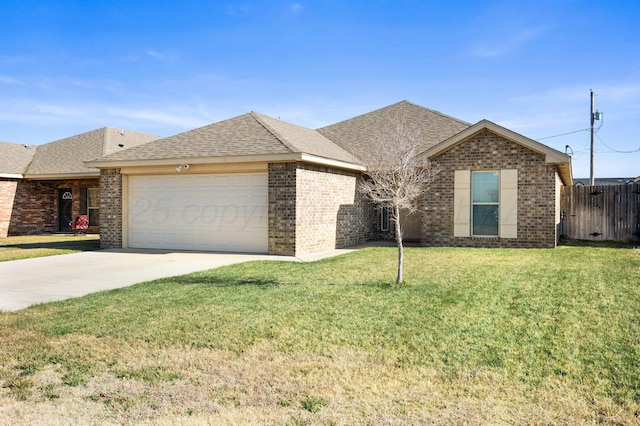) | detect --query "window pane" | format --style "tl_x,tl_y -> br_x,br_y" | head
473,205 -> 498,236
88,188 -> 100,208
381,207 -> 389,231
88,209 -> 100,227
80,188 -> 88,215
472,172 -> 499,203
